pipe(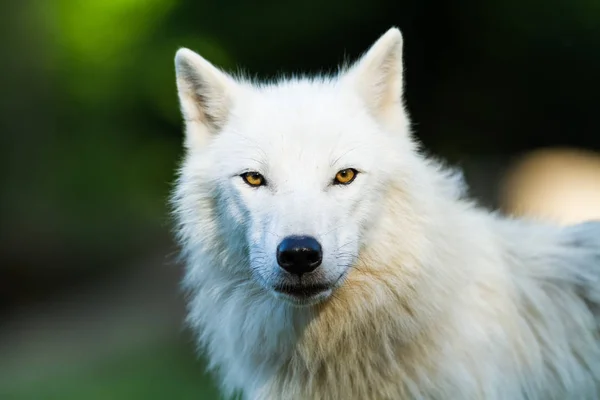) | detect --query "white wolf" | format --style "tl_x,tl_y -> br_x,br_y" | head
172,28 -> 600,399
